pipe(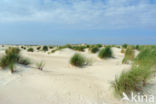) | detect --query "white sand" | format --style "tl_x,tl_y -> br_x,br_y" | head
0,47 -> 136,104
